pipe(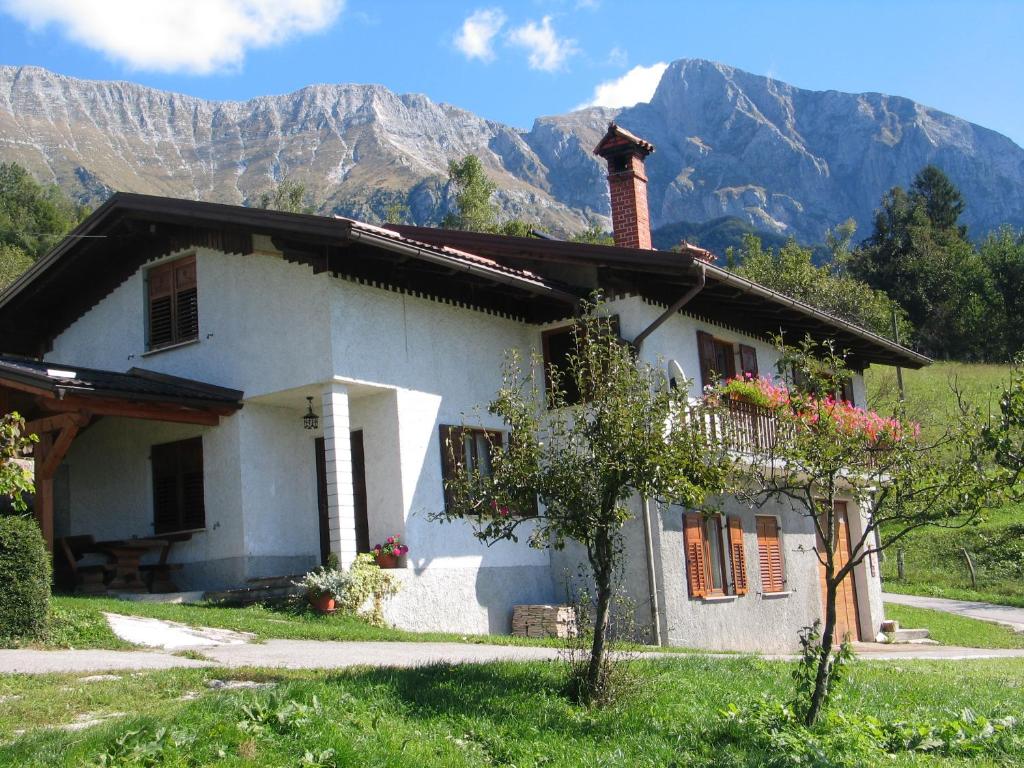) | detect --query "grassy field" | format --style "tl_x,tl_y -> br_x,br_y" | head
866,361 -> 1024,608
884,602 -> 1024,649
1,657 -> 1023,766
